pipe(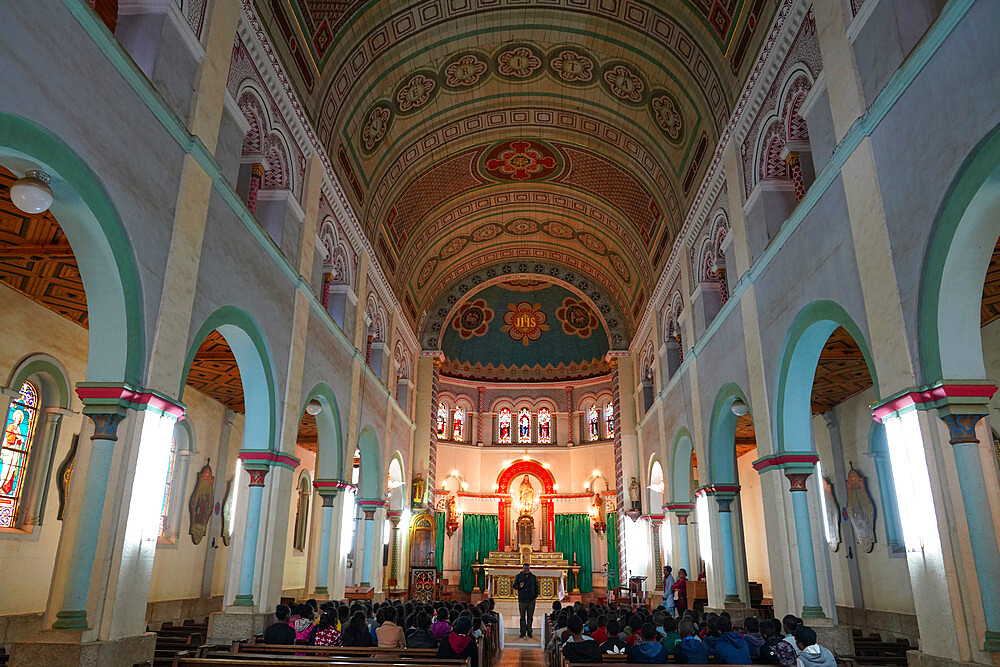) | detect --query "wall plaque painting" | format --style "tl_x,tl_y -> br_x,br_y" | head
55,434 -> 79,521
221,478 -> 233,546
822,476 -> 841,552
188,460 -> 214,545
845,464 -> 876,553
